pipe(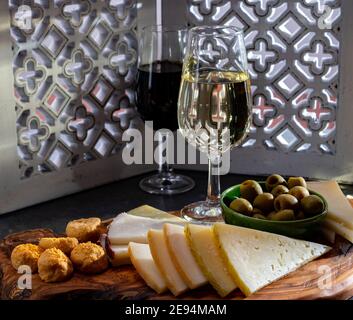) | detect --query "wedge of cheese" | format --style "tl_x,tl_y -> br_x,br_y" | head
163,224 -> 207,289
185,224 -> 237,297
109,245 -> 130,266
128,205 -> 183,221
307,181 -> 353,230
323,218 -> 353,243
108,212 -> 185,245
148,229 -> 188,296
213,223 -> 331,297
128,242 -> 167,294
